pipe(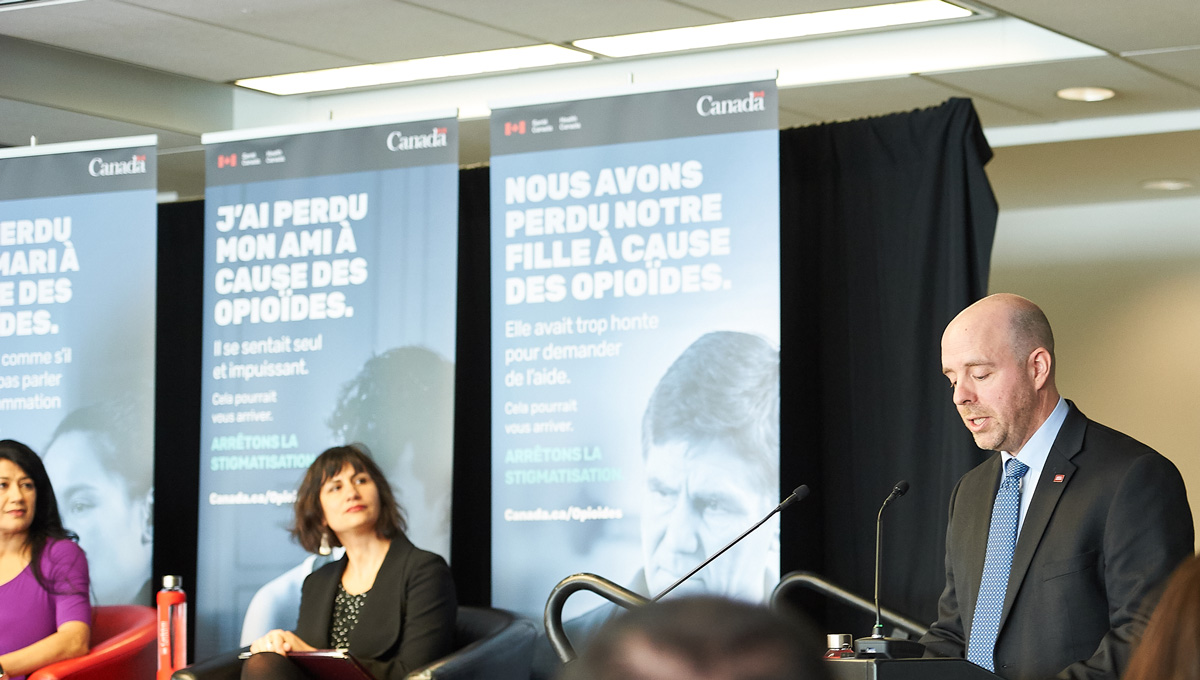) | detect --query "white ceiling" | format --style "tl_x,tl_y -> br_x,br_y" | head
1,0 -> 1199,208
